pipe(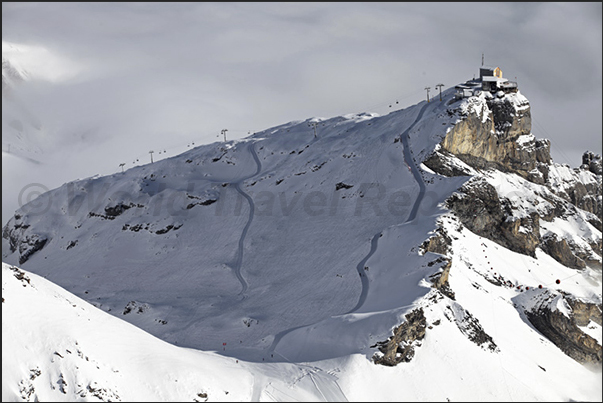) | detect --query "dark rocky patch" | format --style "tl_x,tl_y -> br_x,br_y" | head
541,234 -> 586,270
447,305 -> 498,352
155,224 -> 183,235
445,179 -> 540,257
66,240 -> 78,250
428,259 -> 456,300
372,308 -> 427,366
526,300 -> 602,364
335,182 -> 353,191
17,235 -> 48,265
